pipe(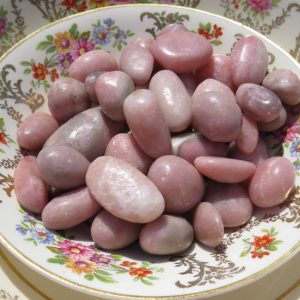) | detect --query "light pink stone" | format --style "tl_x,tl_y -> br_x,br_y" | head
149,70 -> 192,132
104,133 -> 153,174
156,23 -> 188,38
69,50 -> 118,82
151,31 -> 213,73
230,36 -> 268,86
258,106 -> 287,132
86,156 -> 165,223
119,44 -> 154,85
14,156 -> 48,213
249,157 -> 295,208
194,156 -> 256,183
178,72 -> 198,96
131,35 -> 154,50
